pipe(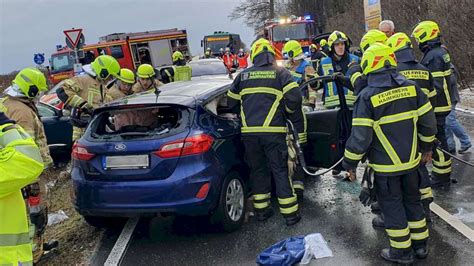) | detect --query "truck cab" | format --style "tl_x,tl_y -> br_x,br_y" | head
202,31 -> 242,56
